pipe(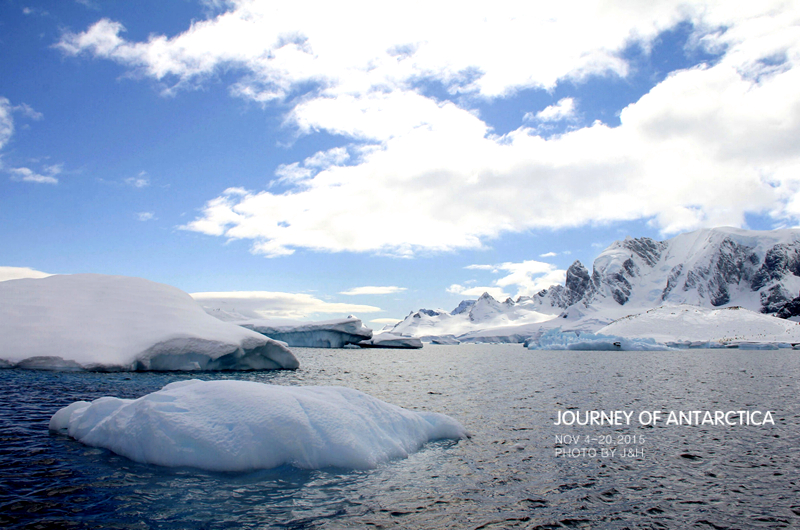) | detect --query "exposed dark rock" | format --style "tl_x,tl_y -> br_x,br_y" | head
564,261 -> 592,304
776,296 -> 800,319
621,237 -> 667,267
661,264 -> 683,300
450,299 -> 476,315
